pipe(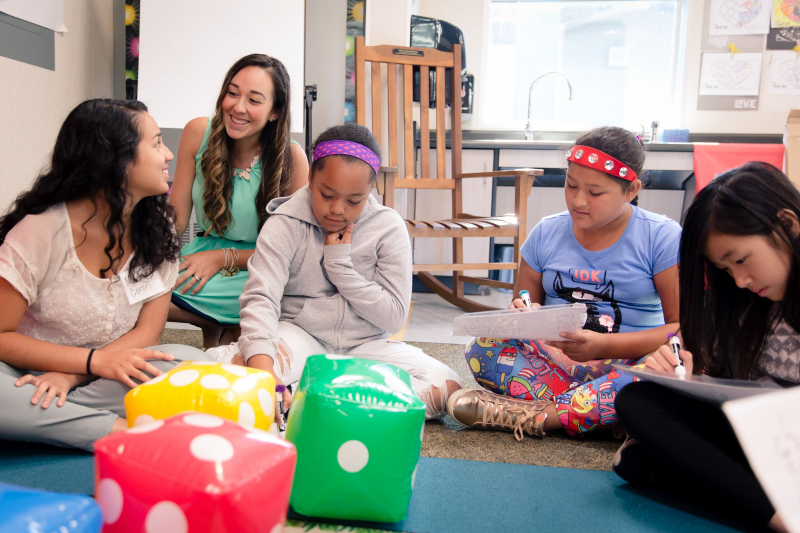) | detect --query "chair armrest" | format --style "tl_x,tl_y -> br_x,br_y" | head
454,168 -> 543,179
379,166 -> 398,173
